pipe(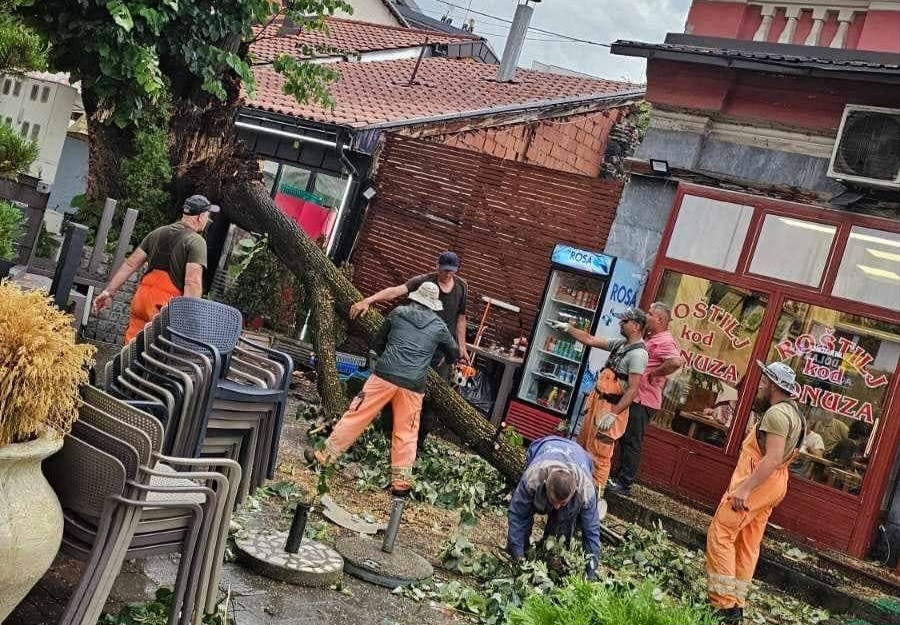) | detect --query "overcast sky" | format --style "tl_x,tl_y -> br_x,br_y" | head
412,0 -> 692,82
